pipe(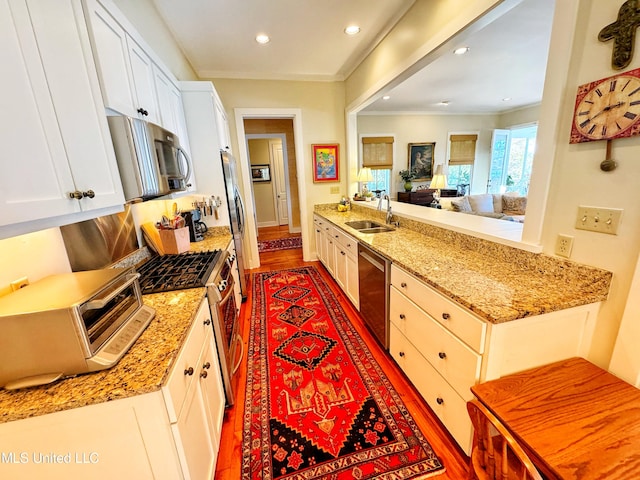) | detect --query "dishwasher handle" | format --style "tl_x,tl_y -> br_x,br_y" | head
359,248 -> 385,272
